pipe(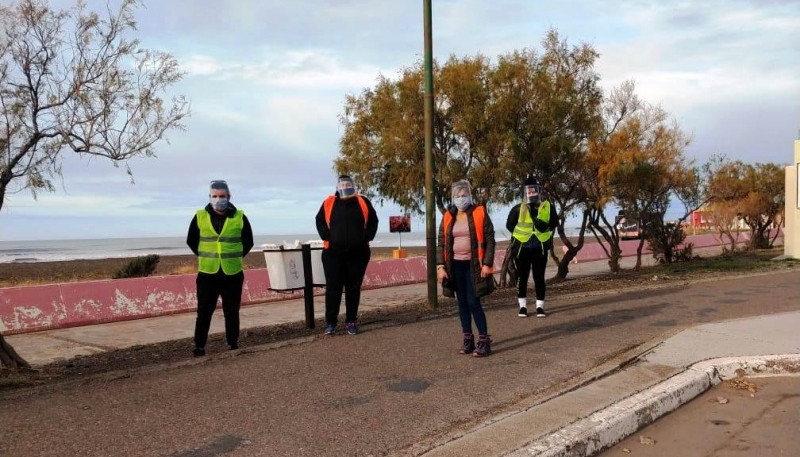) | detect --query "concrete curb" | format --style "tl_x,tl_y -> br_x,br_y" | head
507,354 -> 800,457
